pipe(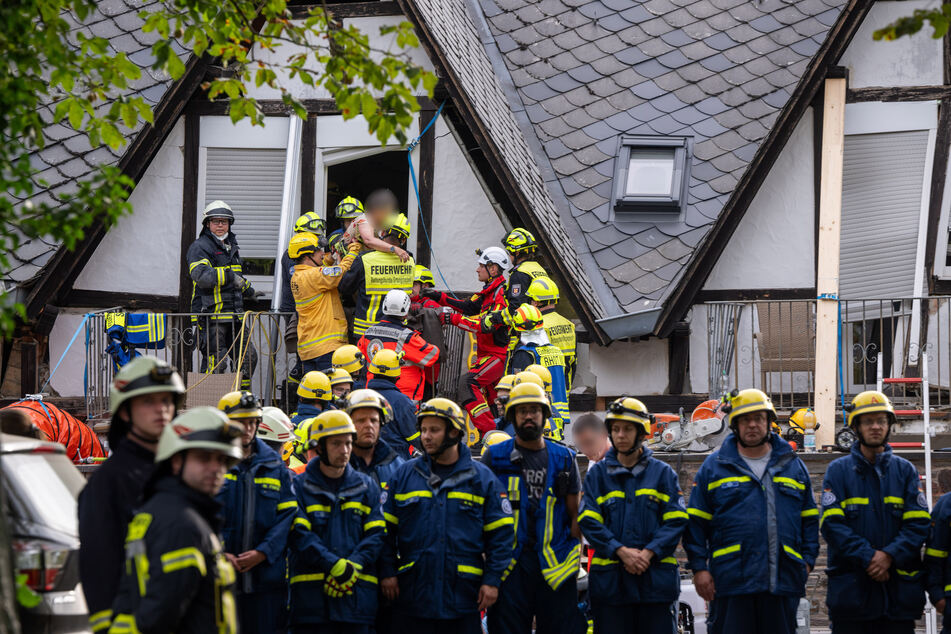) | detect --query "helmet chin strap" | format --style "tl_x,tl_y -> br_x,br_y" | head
609,431 -> 643,456
732,424 -> 770,448
428,429 -> 460,460
128,427 -> 161,445
855,425 -> 890,448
